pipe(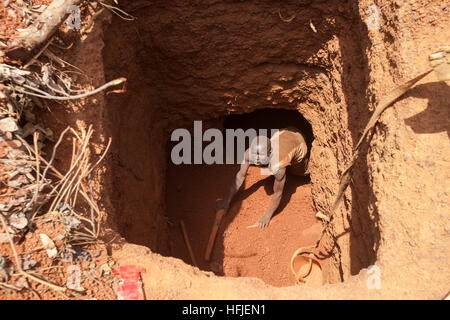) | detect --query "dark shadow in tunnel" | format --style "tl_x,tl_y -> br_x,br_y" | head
403,82 -> 450,137
223,108 -> 314,151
